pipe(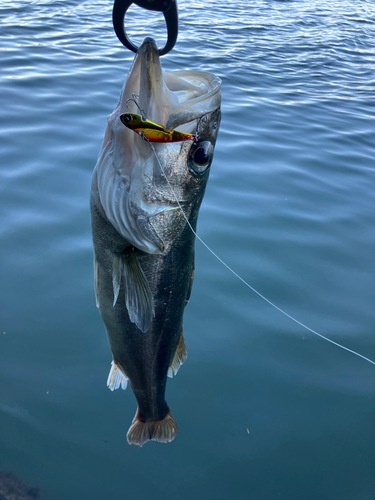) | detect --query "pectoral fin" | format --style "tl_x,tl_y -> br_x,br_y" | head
112,254 -> 123,307
112,251 -> 155,332
168,330 -> 187,378
123,251 -> 155,333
